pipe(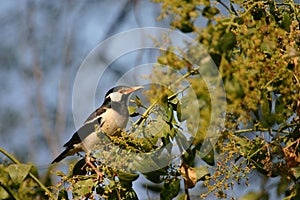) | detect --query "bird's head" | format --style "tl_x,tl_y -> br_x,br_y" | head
105,86 -> 143,103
